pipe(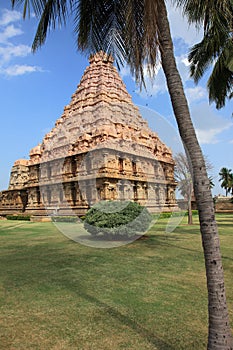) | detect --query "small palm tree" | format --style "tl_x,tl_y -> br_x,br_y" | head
208,176 -> 215,190
229,173 -> 233,196
219,167 -> 233,196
